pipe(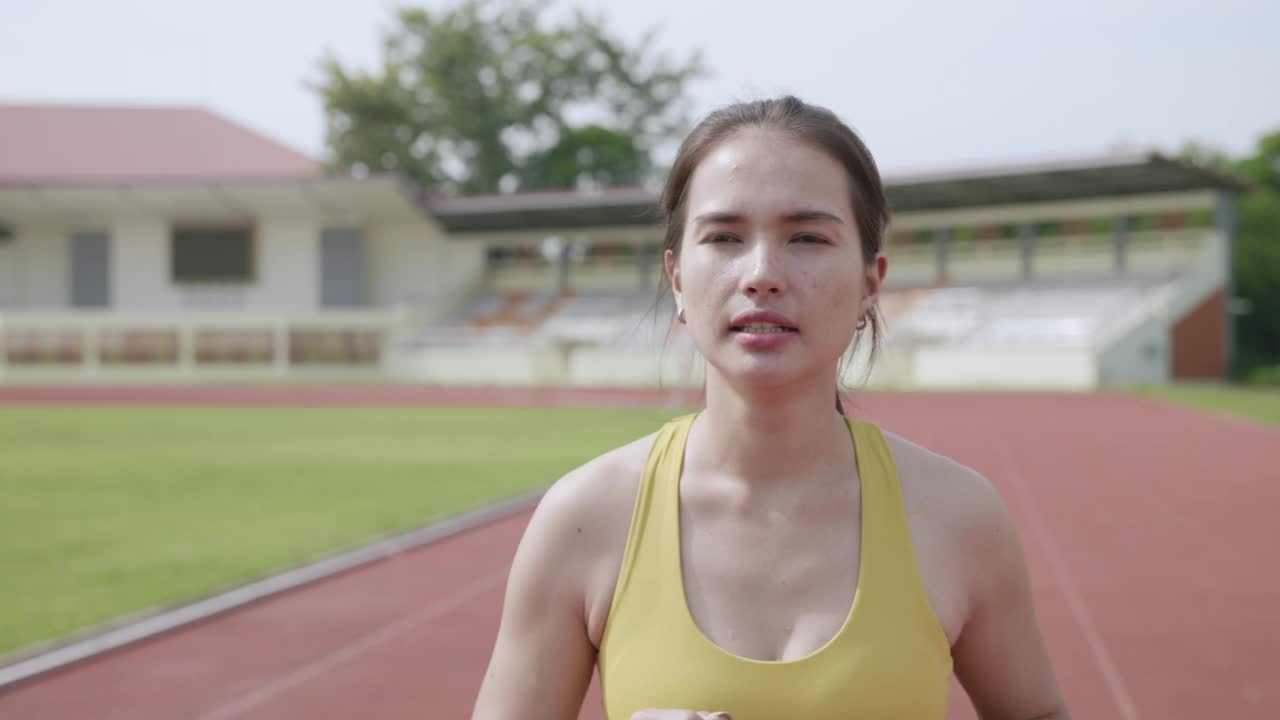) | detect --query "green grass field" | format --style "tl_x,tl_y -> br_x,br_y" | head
1132,384 -> 1280,427
0,404 -> 682,657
